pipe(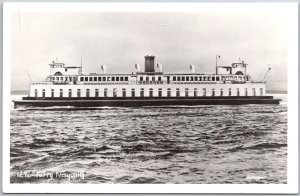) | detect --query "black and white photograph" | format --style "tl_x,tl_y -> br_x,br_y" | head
2,2 -> 298,194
